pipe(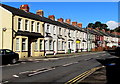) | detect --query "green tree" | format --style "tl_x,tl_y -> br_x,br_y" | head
94,21 -> 102,28
87,23 -> 95,28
